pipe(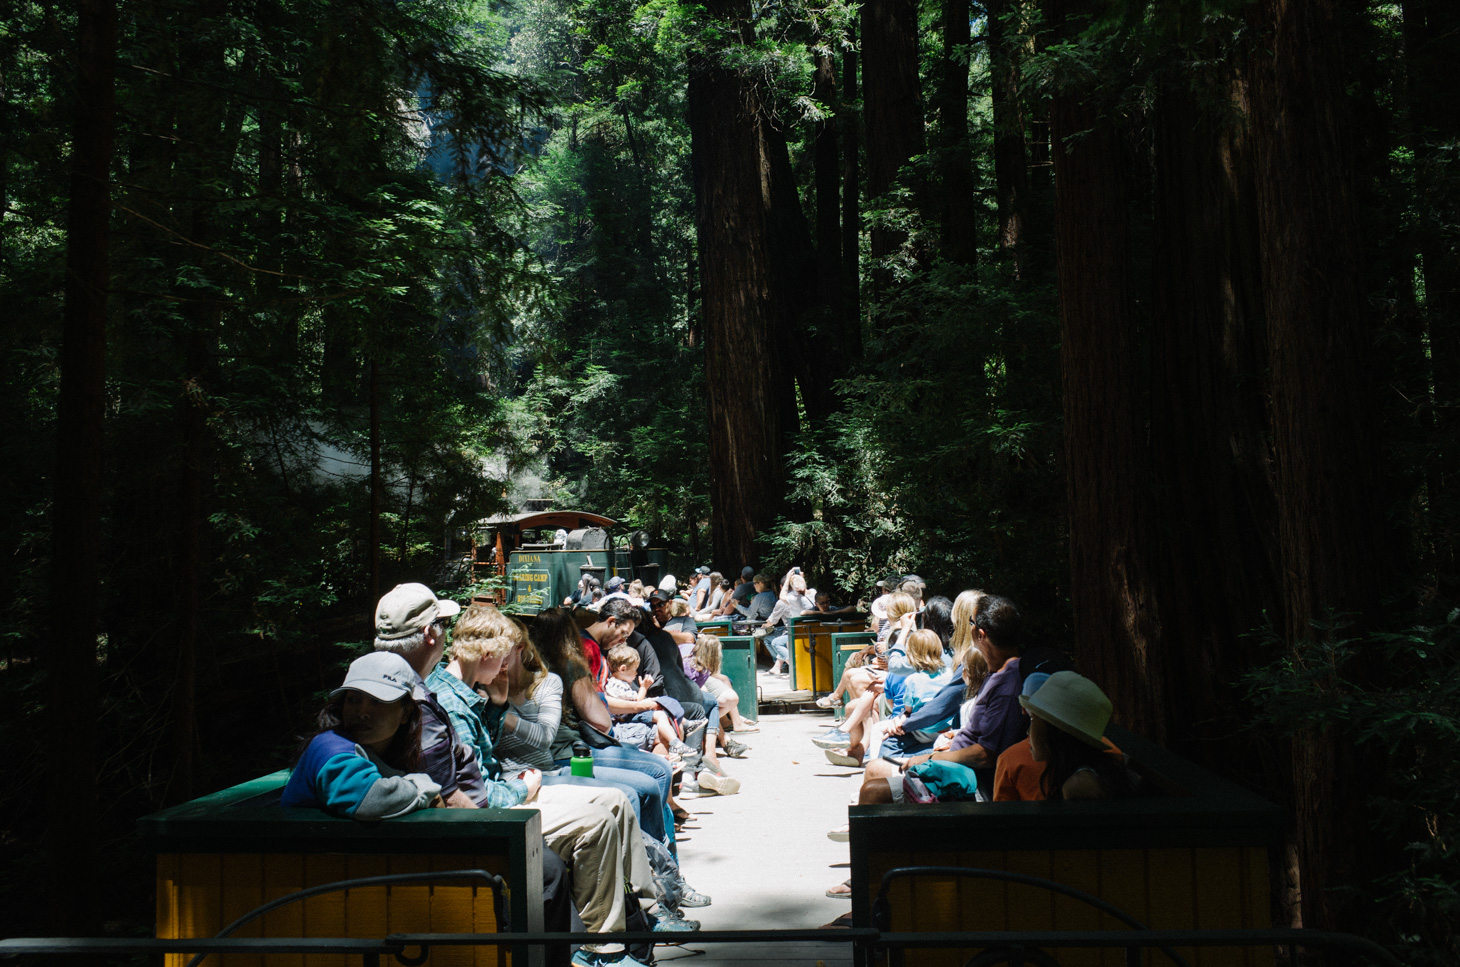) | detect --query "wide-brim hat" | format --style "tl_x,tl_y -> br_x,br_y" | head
1018,671 -> 1111,749
330,652 -> 416,702
375,582 -> 461,640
